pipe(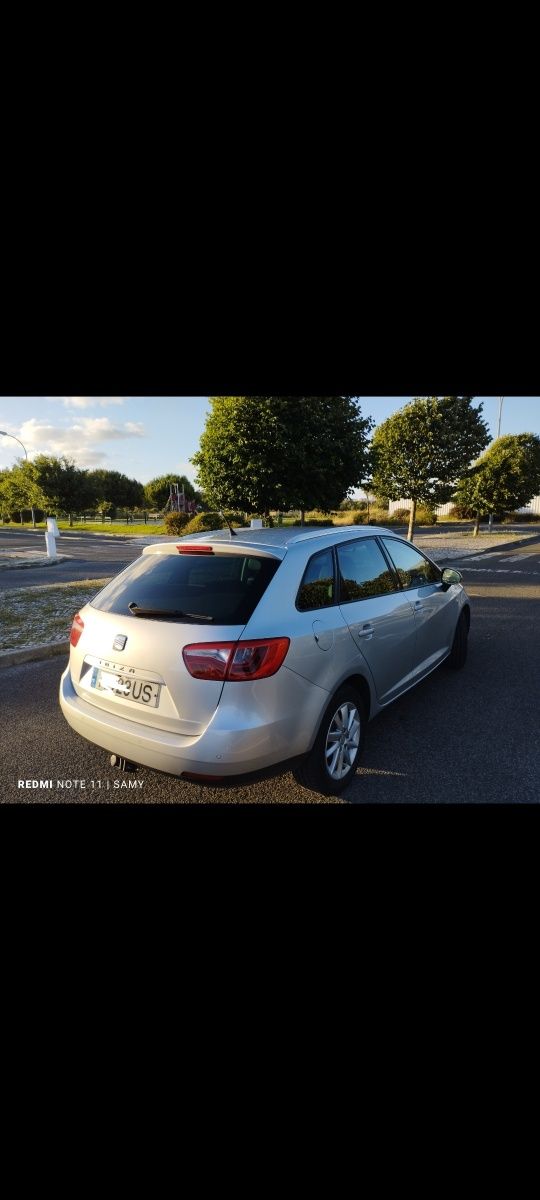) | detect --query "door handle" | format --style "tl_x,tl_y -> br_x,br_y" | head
356,623 -> 374,636
413,601 -> 424,612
